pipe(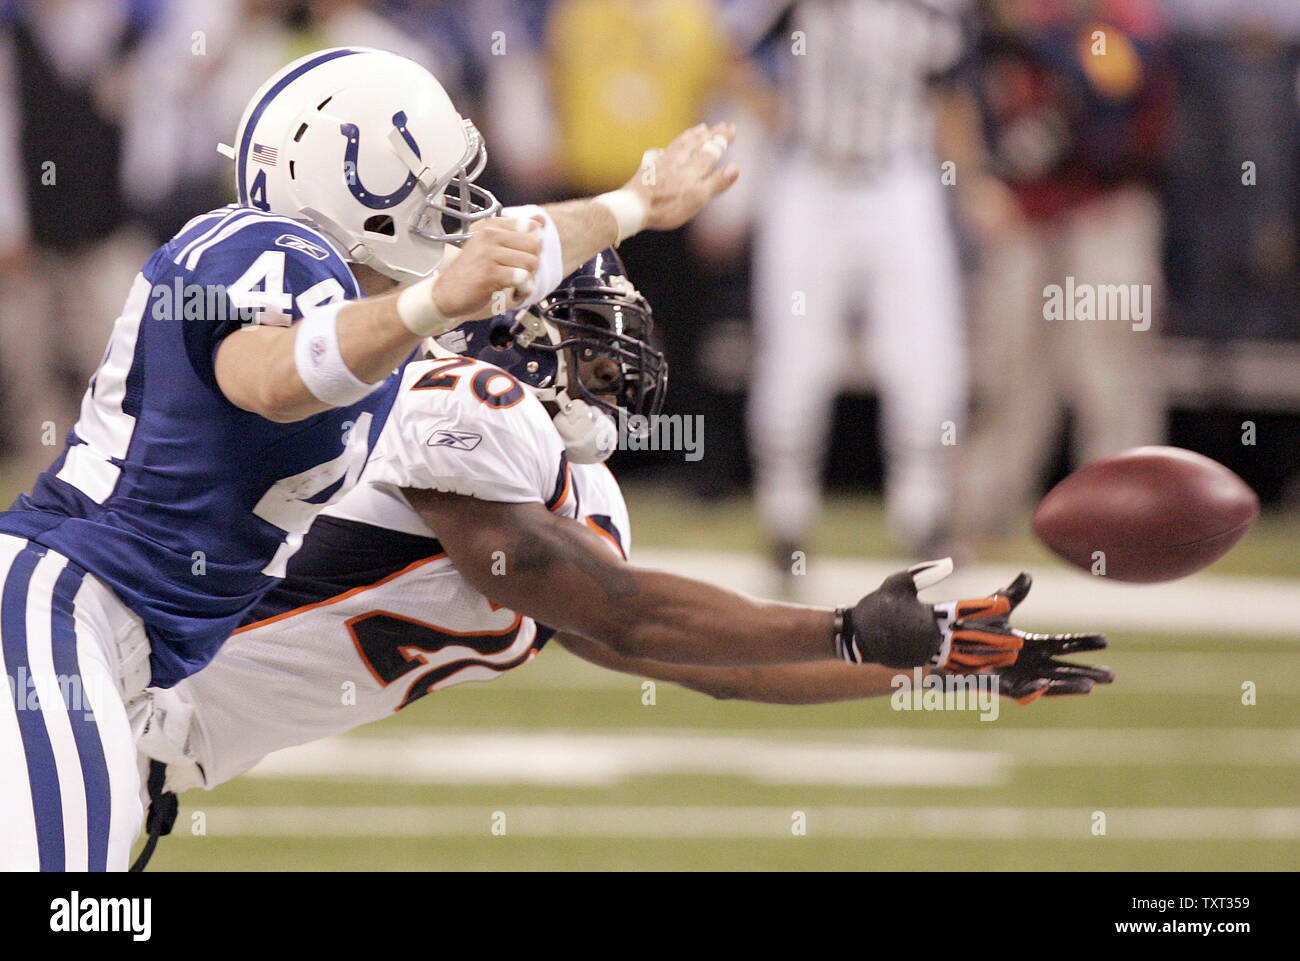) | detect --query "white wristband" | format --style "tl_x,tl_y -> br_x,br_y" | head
501,204 -> 564,307
396,272 -> 459,337
594,189 -> 648,245
294,302 -> 381,407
